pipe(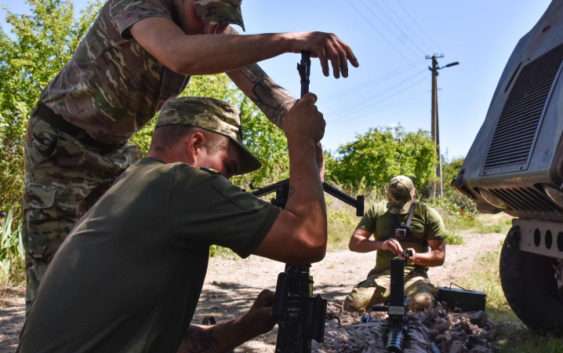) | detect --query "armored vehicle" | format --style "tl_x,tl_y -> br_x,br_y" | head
455,0 -> 563,333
